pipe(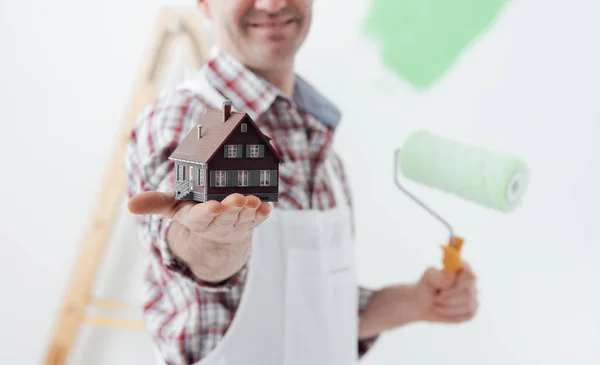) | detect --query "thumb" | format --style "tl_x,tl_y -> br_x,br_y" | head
127,191 -> 180,218
421,267 -> 454,290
